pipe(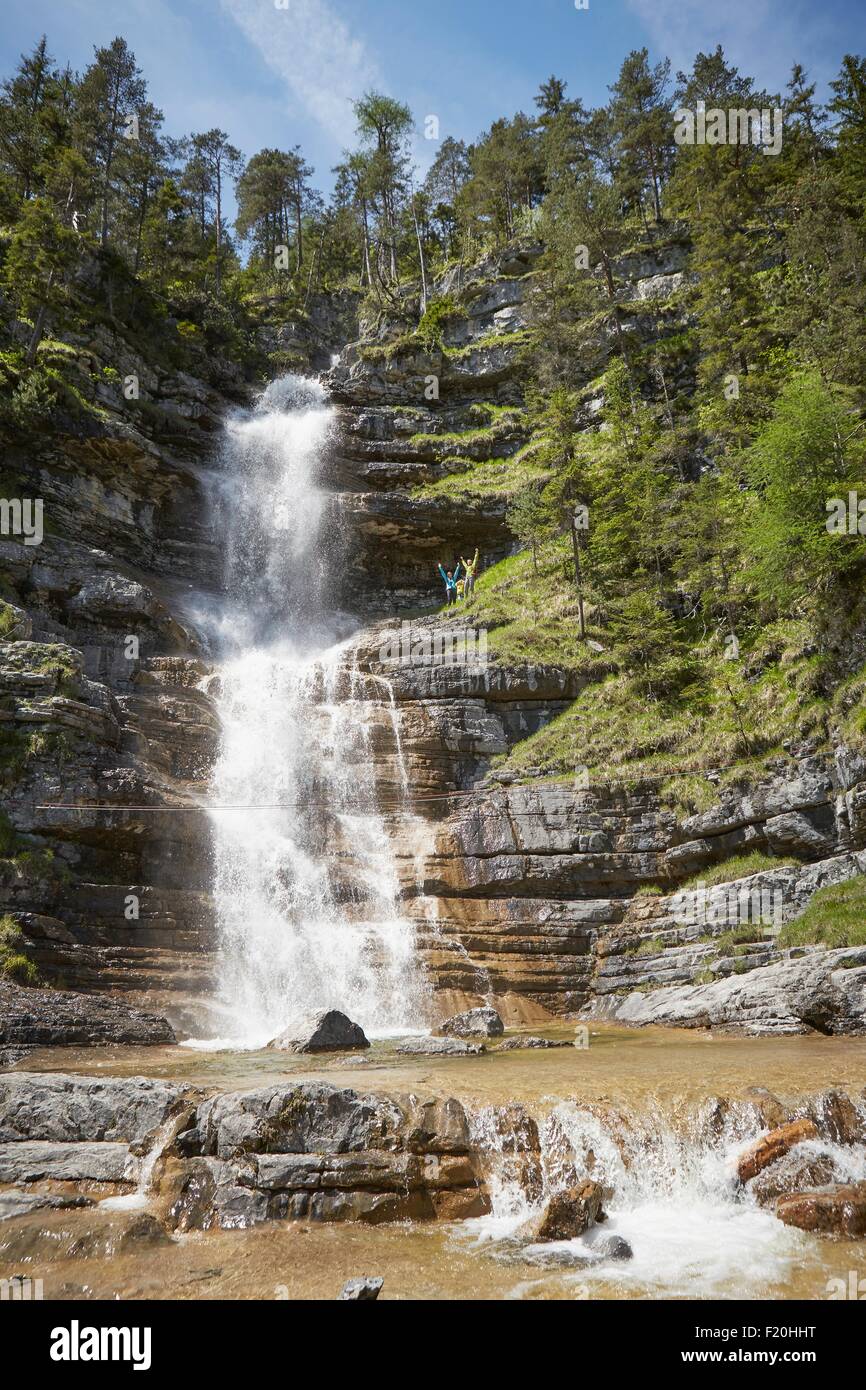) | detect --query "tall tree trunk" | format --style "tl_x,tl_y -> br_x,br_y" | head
412,196 -> 429,313
304,224 -> 326,310
26,273 -> 54,366
215,165 -> 222,297
570,515 -> 587,640
361,200 -> 372,287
